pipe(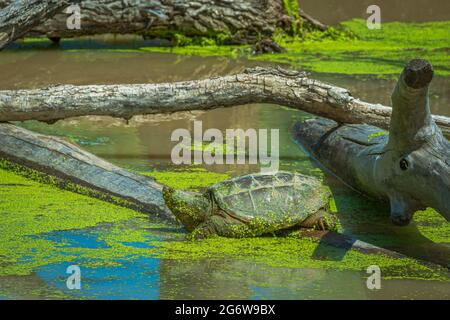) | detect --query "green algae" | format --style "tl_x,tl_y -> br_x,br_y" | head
143,20 -> 450,77
368,130 -> 389,142
141,168 -> 230,191
0,162 -> 448,282
329,186 -> 450,253
154,236 -> 448,281
414,208 -> 450,244
0,159 -> 141,211
17,19 -> 448,78
0,166 -> 144,276
0,164 -> 229,276
253,19 -> 450,77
